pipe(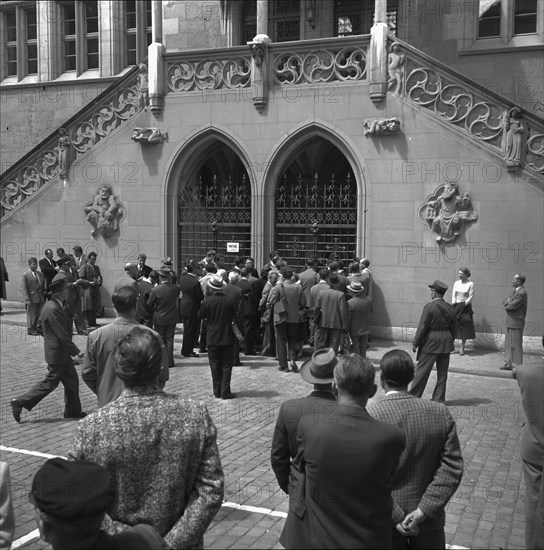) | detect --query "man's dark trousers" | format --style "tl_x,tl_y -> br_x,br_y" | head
181,315 -> 199,356
208,344 -> 234,397
410,352 -> 450,402
16,361 -> 82,416
154,323 -> 176,368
